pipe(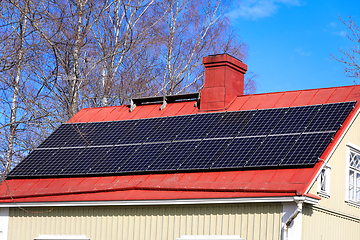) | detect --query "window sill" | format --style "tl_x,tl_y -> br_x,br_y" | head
345,200 -> 360,208
317,191 -> 330,199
